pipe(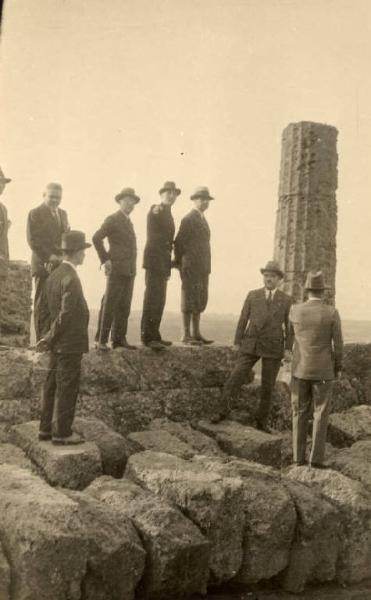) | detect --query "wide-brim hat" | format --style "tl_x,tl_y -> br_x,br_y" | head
260,260 -> 284,279
61,230 -> 91,252
159,181 -> 181,196
304,270 -> 329,291
115,187 -> 140,204
190,186 -> 214,201
0,167 -> 11,184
